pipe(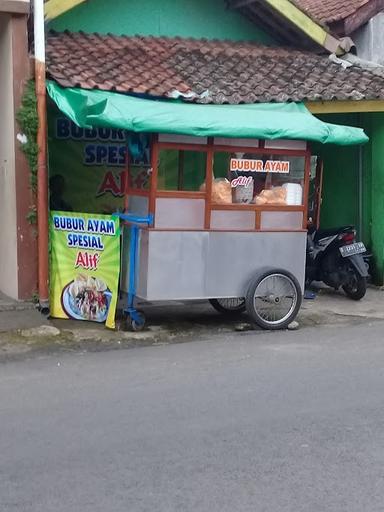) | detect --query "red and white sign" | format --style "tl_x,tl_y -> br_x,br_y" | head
230,158 -> 290,174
